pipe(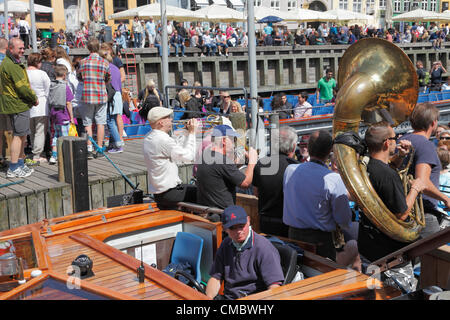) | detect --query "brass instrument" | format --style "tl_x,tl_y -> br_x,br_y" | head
333,38 -> 424,243
173,114 -> 223,130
